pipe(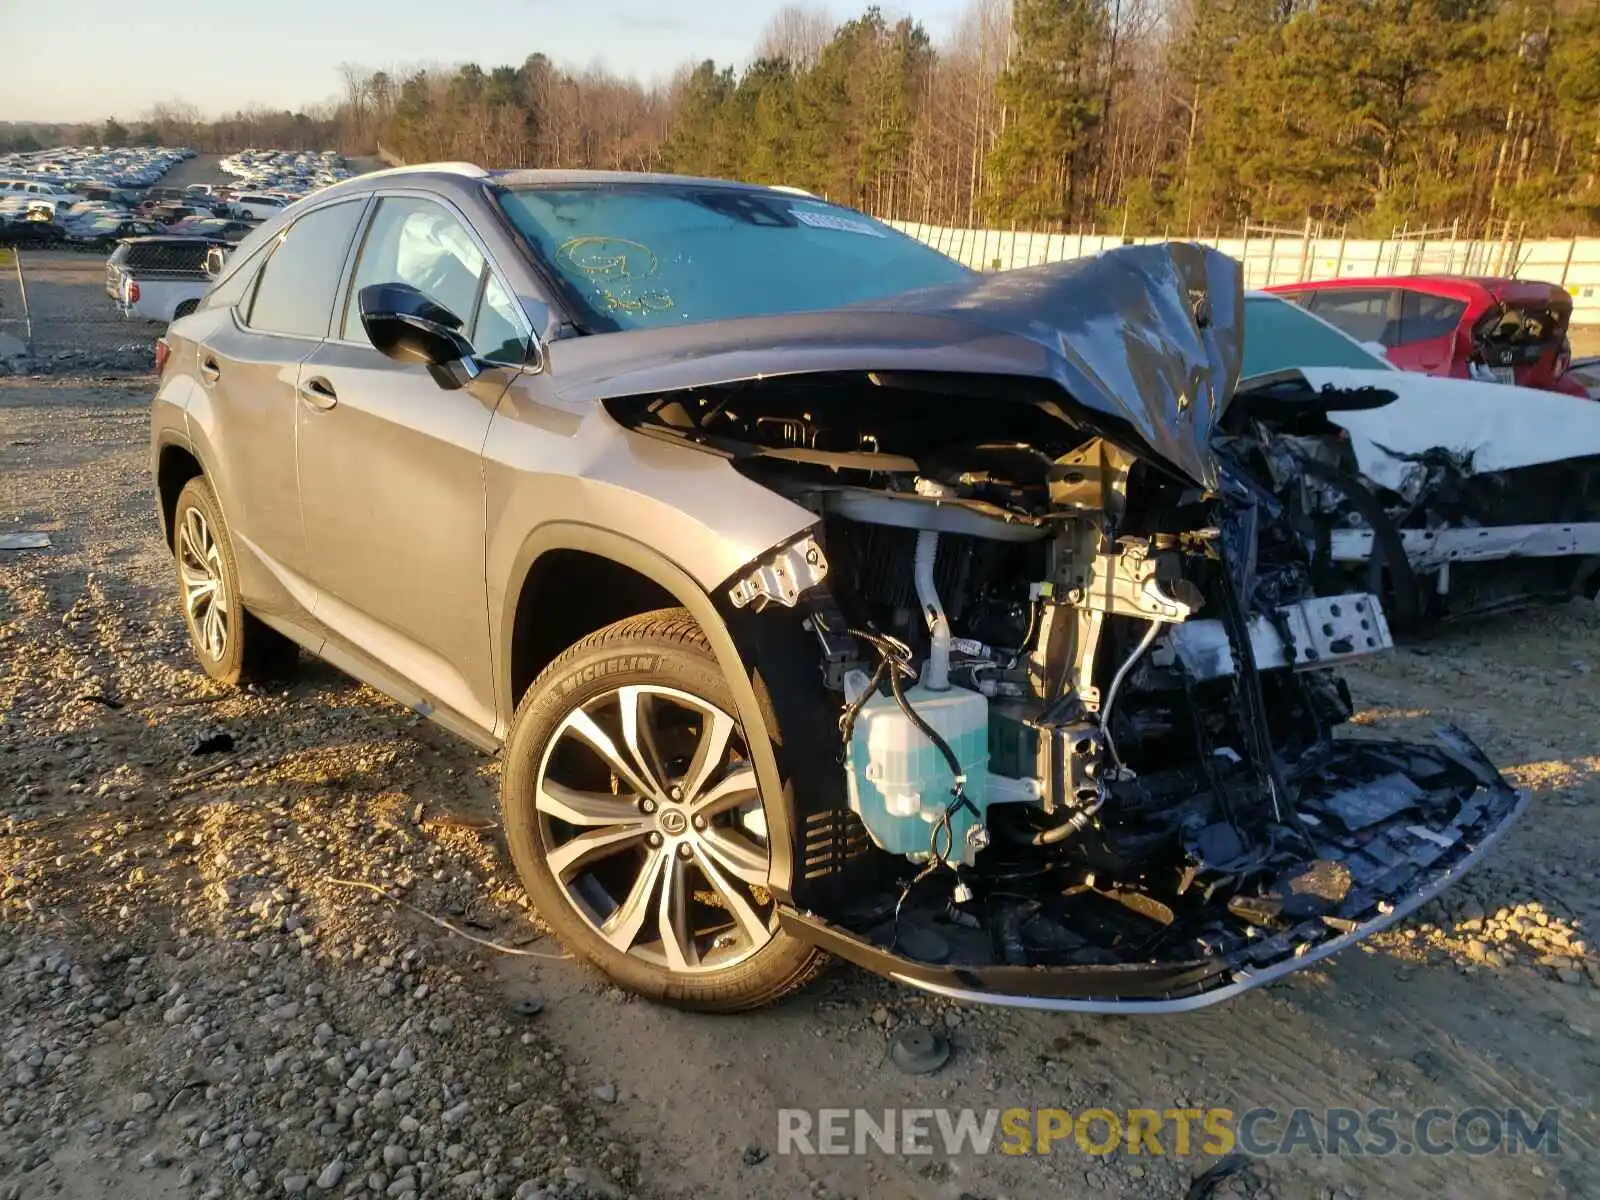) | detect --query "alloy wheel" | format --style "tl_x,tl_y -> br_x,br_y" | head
534,684 -> 775,973
177,506 -> 229,660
